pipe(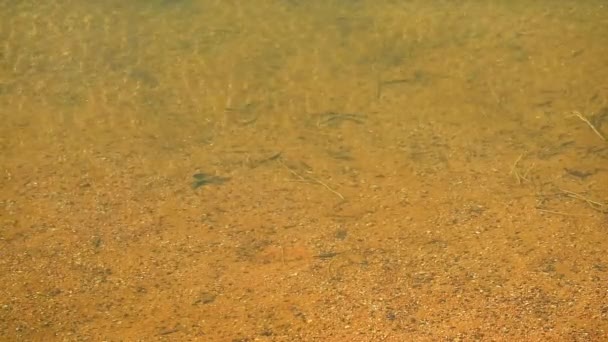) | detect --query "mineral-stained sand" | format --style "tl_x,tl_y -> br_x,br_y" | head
1,1 -> 607,340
